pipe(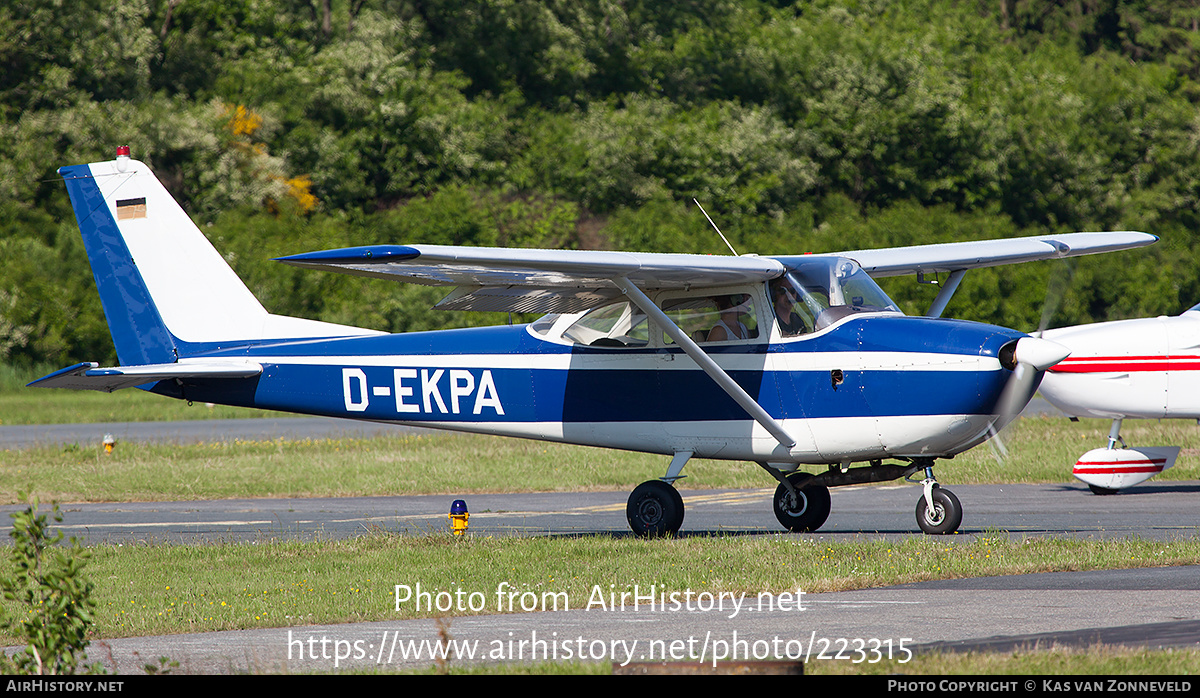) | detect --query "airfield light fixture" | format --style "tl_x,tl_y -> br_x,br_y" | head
449,499 -> 469,535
